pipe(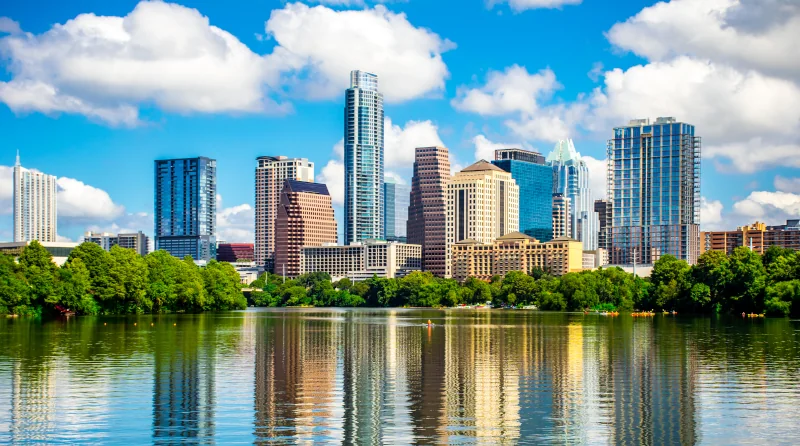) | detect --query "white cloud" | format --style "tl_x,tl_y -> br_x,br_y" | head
0,2 -> 290,126
316,160 -> 345,206
488,0 -> 582,12
774,176 -> 800,194
84,212 -> 152,236
582,155 -> 607,201
606,0 -> 800,81
266,3 -> 453,102
384,171 -> 407,185
472,134 -> 518,161
700,197 -> 724,230
0,17 -> 22,35
216,195 -> 255,243
452,65 -> 559,116
384,117 -> 444,168
0,166 -> 12,215
731,191 -> 800,225
57,177 -> 124,220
